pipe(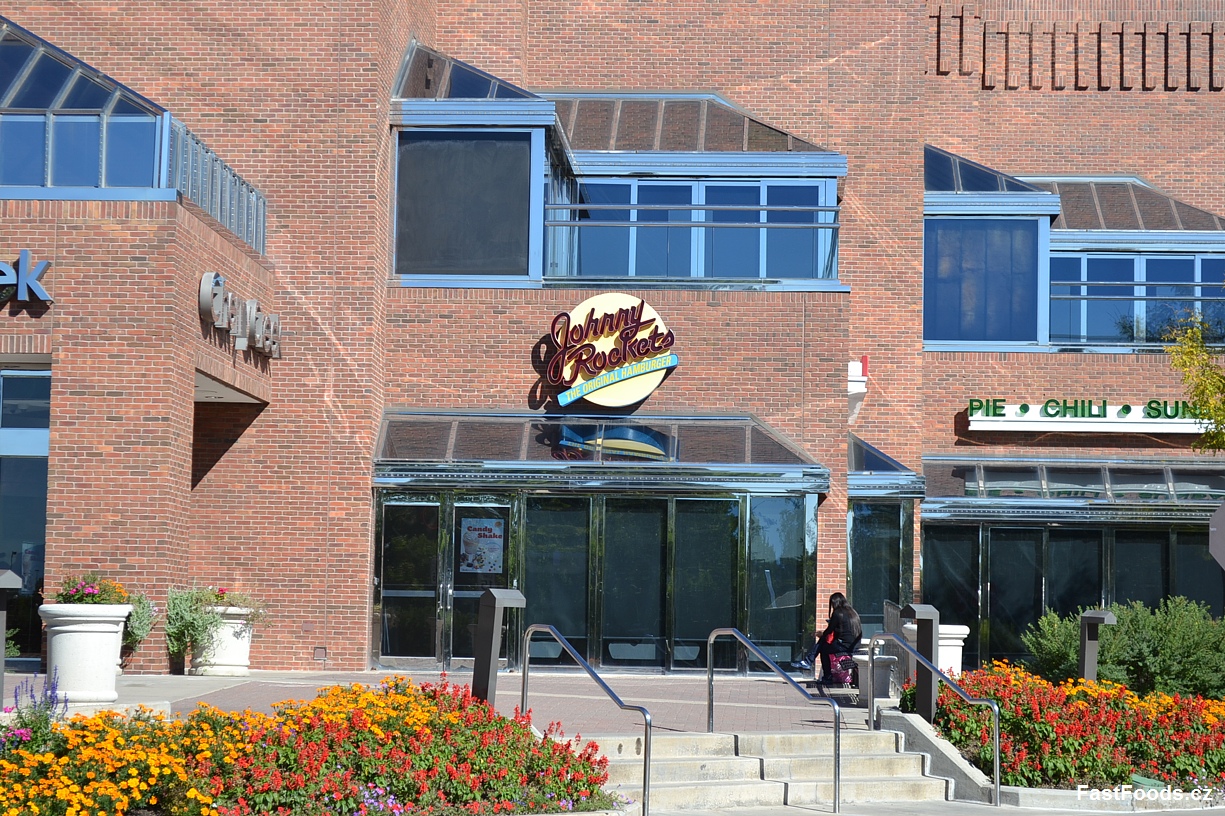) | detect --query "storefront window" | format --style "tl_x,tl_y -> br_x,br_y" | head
1173,531 -> 1224,617
524,497 -> 589,663
921,525 -> 980,669
674,499 -> 739,669
1047,529 -> 1103,615
986,528 -> 1043,664
1114,530 -> 1169,608
601,498 -> 667,667
848,502 -> 906,636
746,495 -> 810,666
